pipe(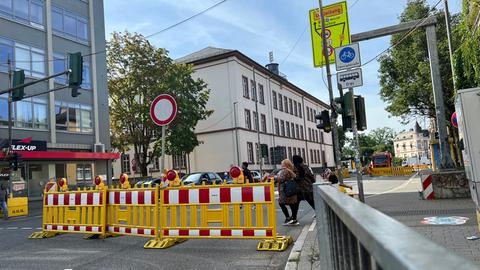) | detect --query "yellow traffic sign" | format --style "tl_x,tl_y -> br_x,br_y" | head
309,1 -> 351,67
